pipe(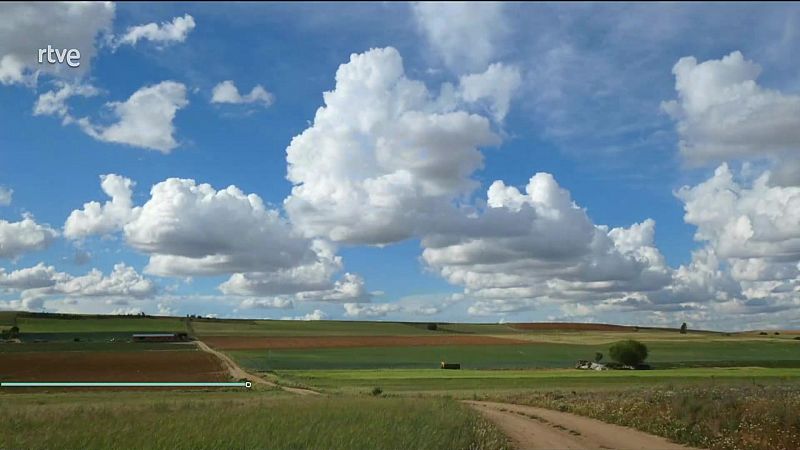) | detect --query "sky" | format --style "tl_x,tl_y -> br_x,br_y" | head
1,2 -> 799,330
